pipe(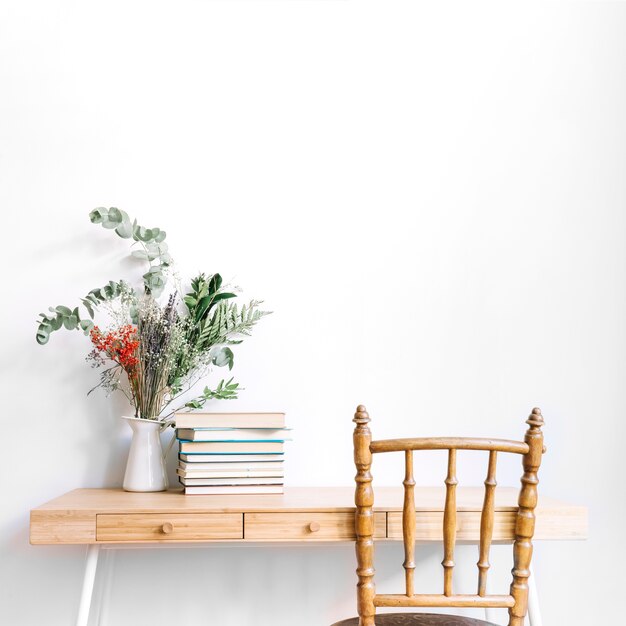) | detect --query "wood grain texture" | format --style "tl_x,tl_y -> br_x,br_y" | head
442,449 -> 458,596
354,404 -> 376,626
403,450 -> 416,596
354,405 -> 549,626
373,594 -> 514,608
29,485 -> 581,514
370,438 -> 528,455
28,486 -> 586,545
387,510 -> 514,542
96,513 -> 243,542
30,510 -> 95,544
386,506 -> 586,542
508,408 -> 544,626
477,450 -> 497,595
533,504 -> 587,539
25,486 -> 589,544
244,512 -> 386,541
332,613 -> 498,625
